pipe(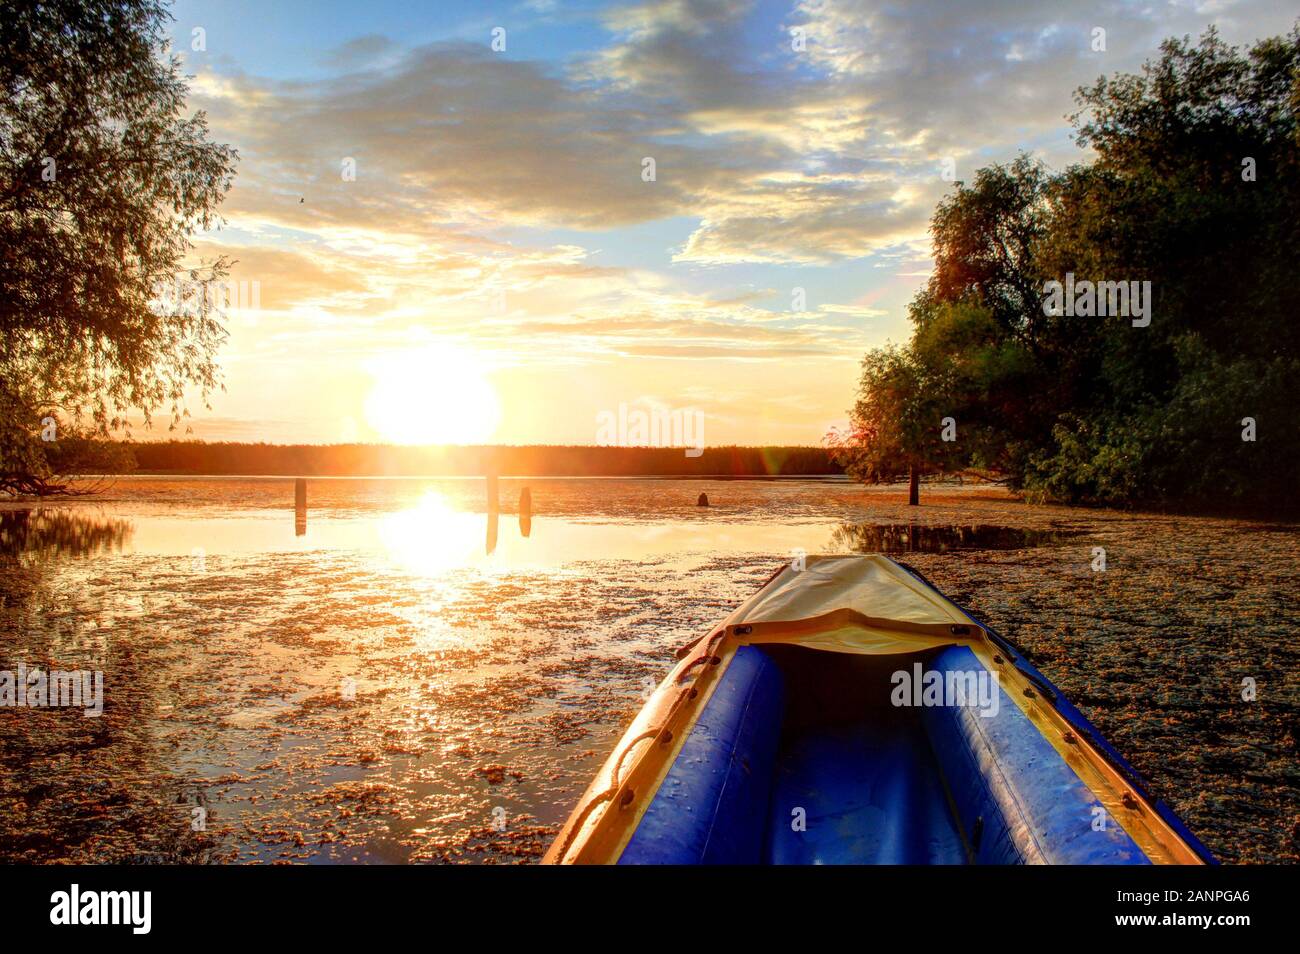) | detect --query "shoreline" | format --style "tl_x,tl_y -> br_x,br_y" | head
7,473 -> 1297,523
